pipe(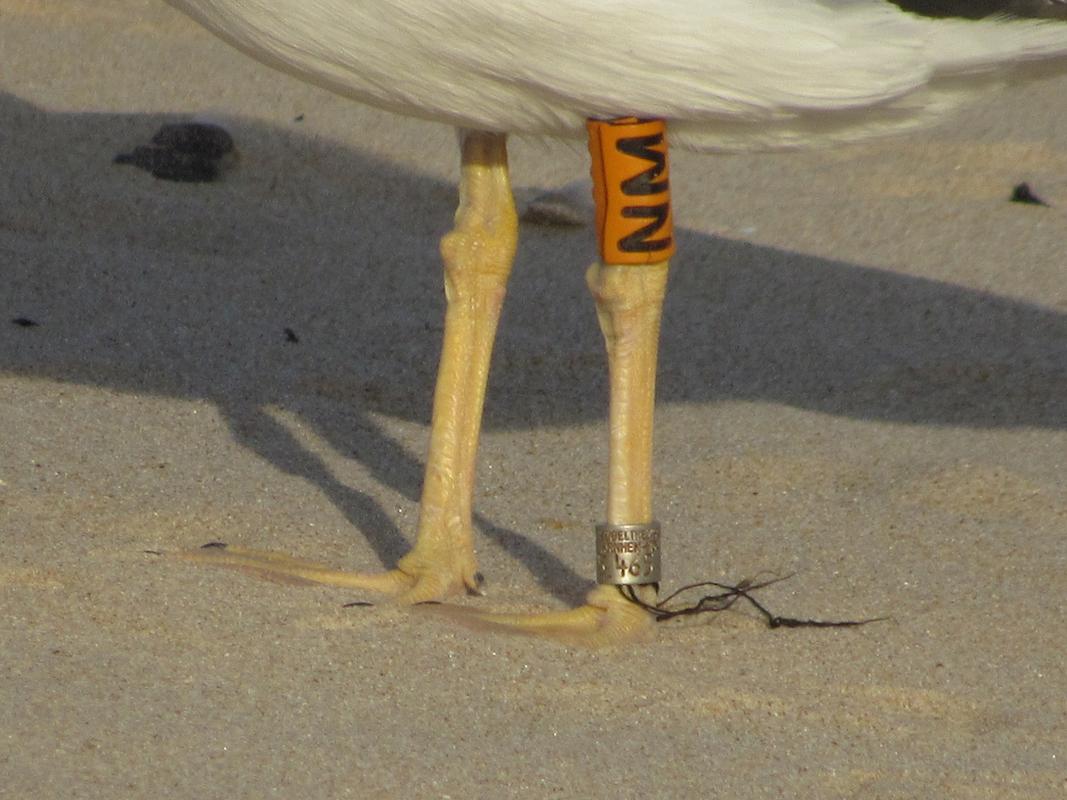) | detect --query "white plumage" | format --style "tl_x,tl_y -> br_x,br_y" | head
168,0 -> 1067,150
